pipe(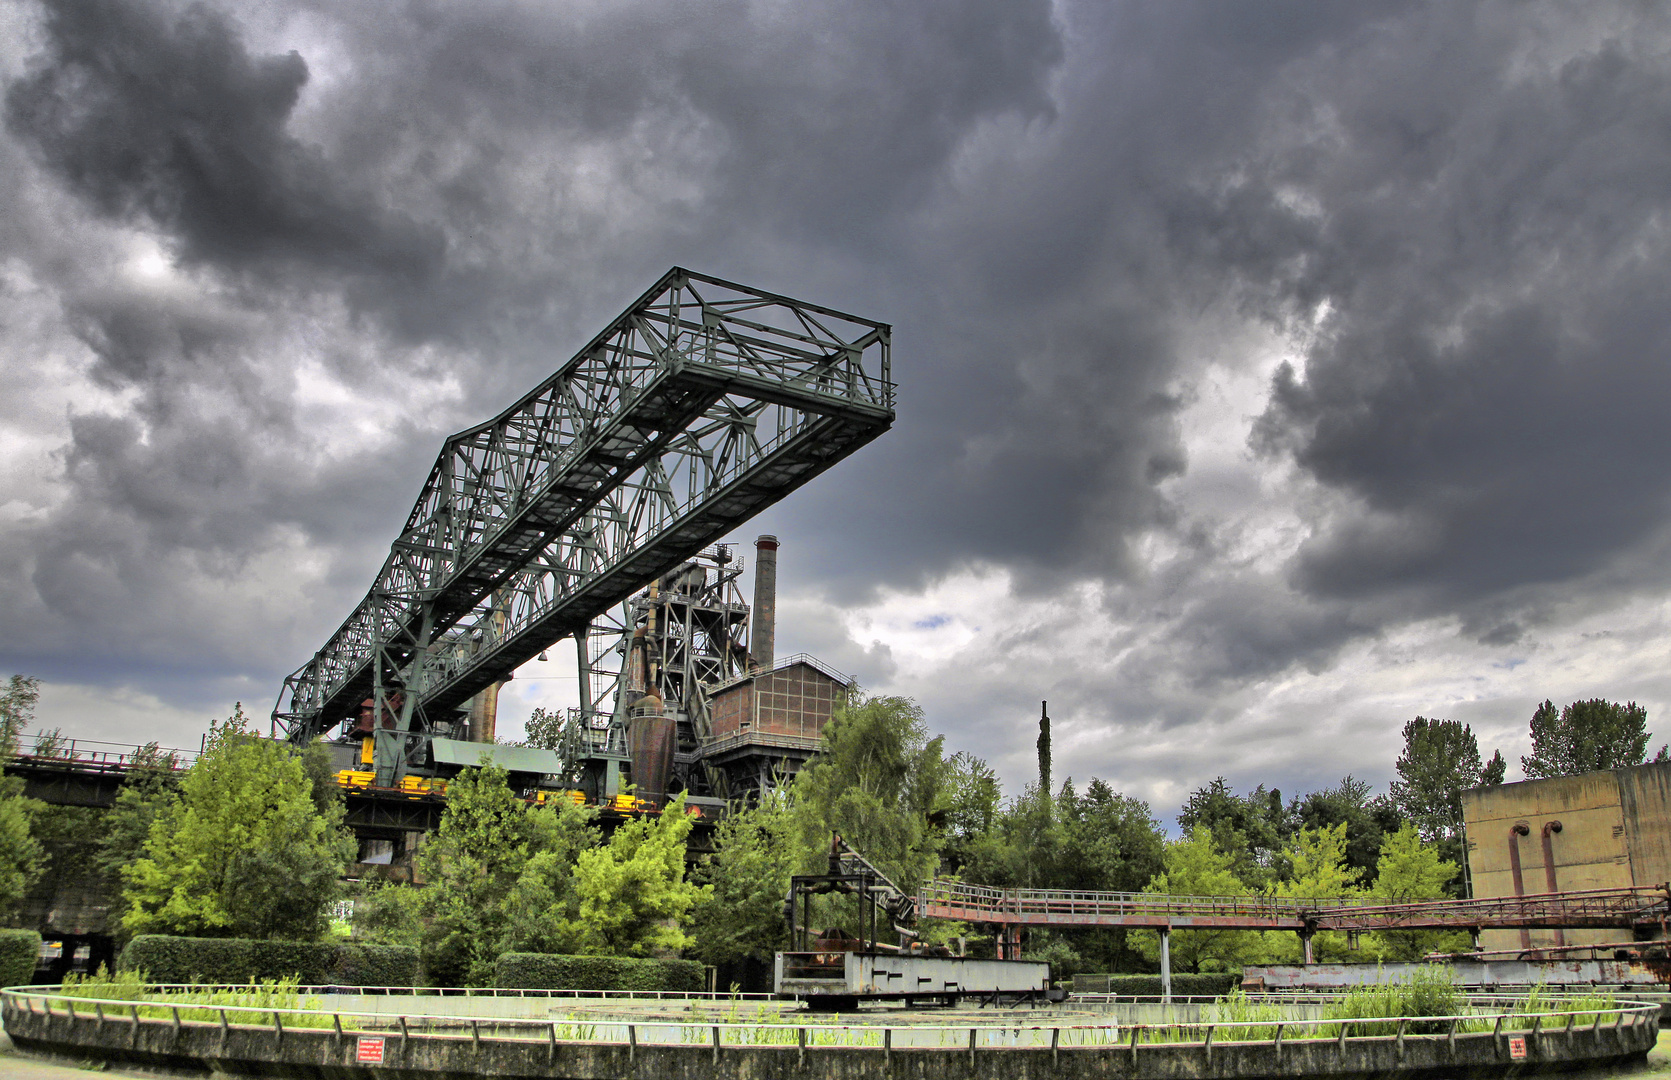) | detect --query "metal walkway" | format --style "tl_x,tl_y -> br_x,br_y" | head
918,880 -> 1670,933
